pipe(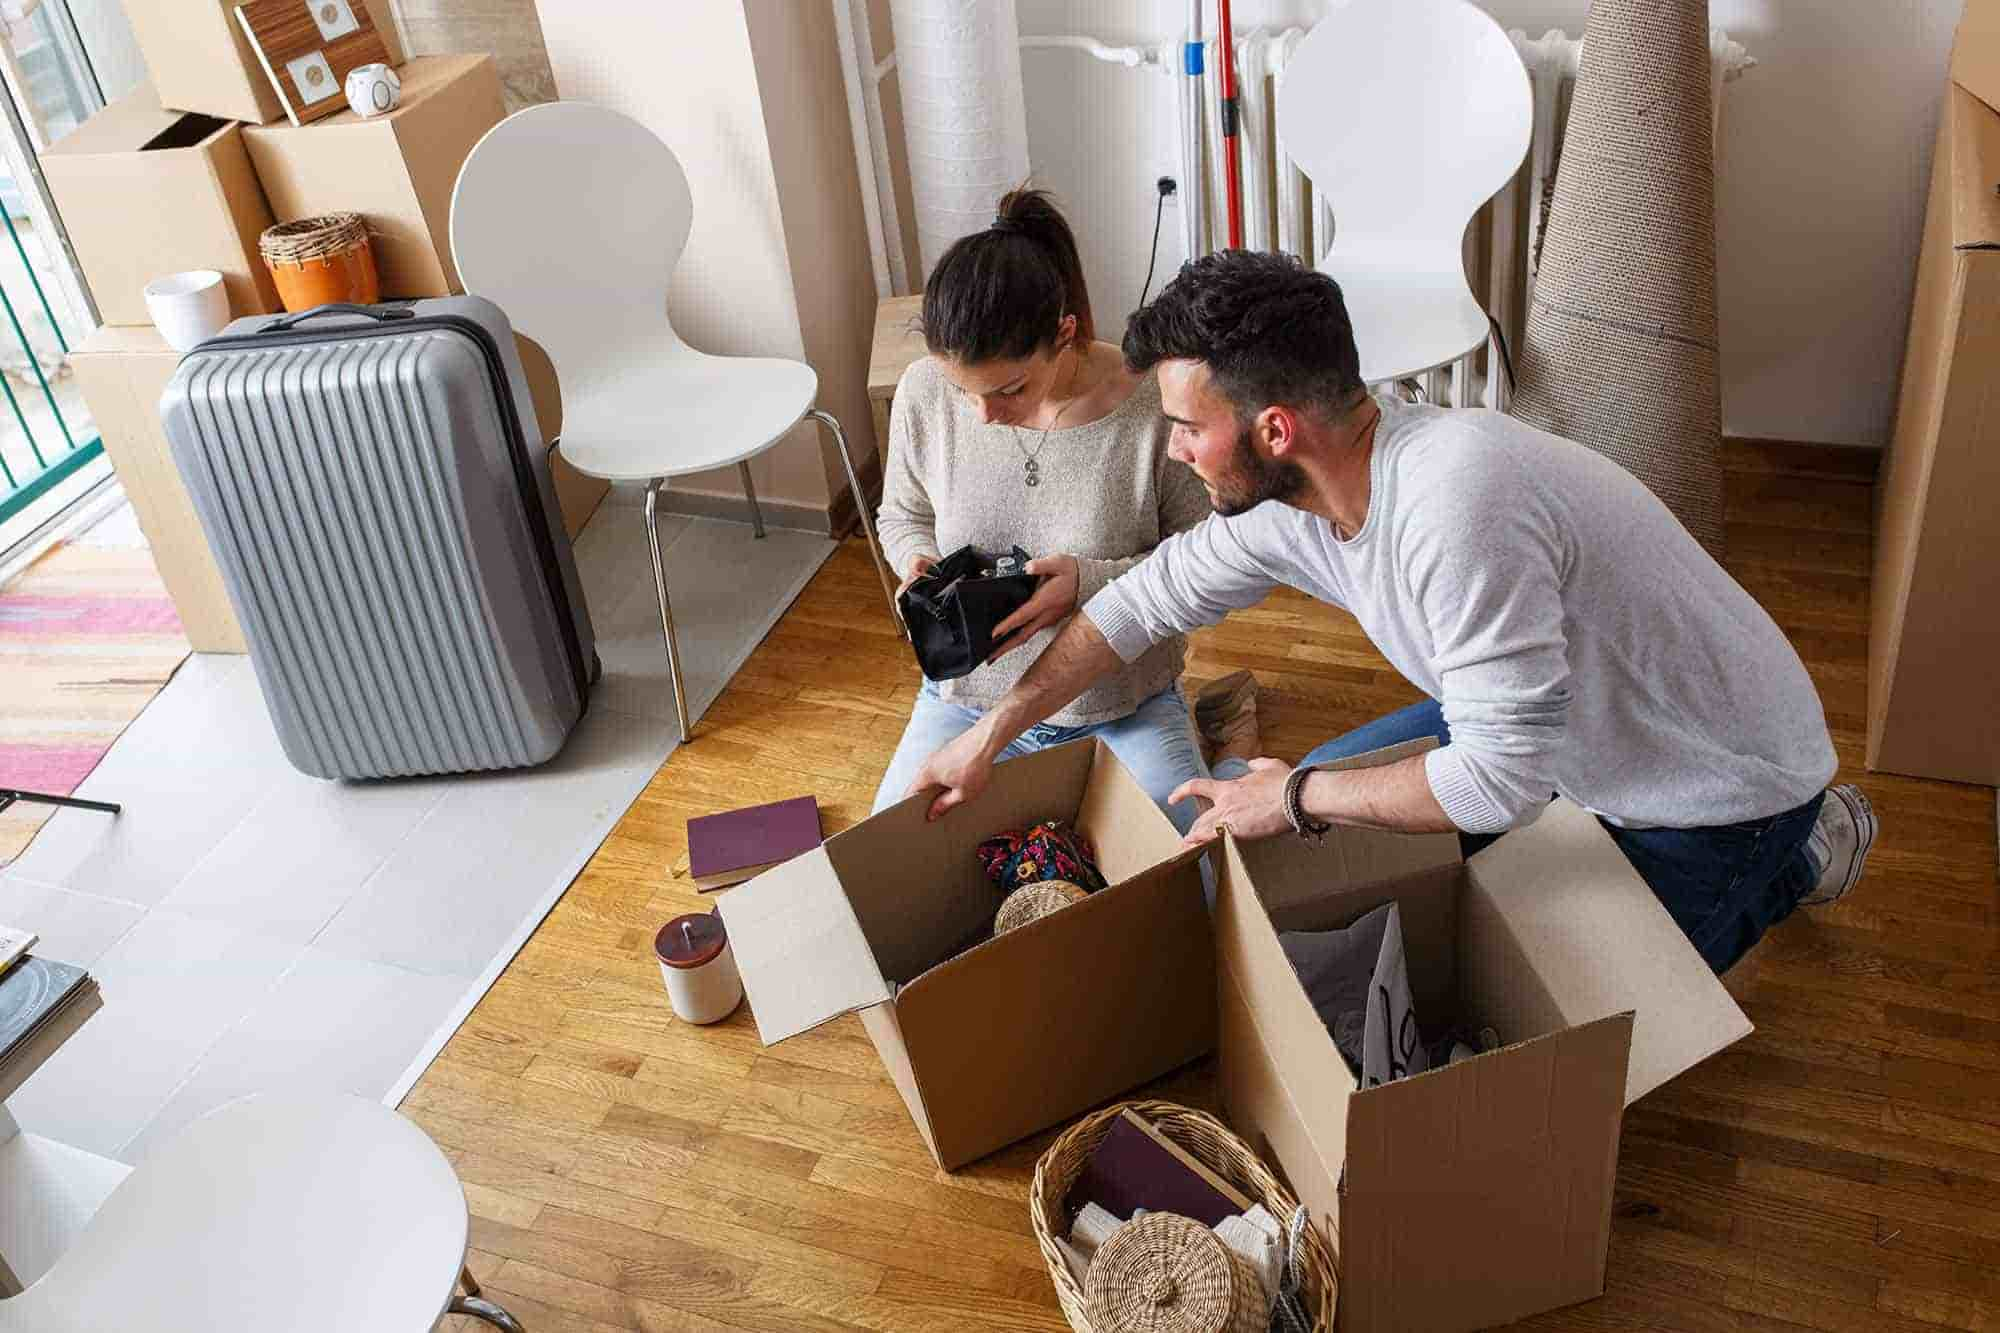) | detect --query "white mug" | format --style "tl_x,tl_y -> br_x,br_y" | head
143,270 -> 230,352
